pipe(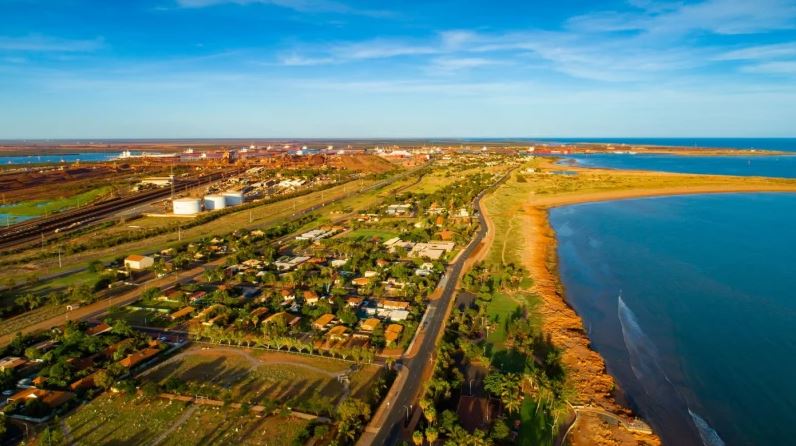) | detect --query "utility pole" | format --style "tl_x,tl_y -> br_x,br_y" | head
178,225 -> 182,241
58,247 -> 62,268
249,210 -> 253,223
